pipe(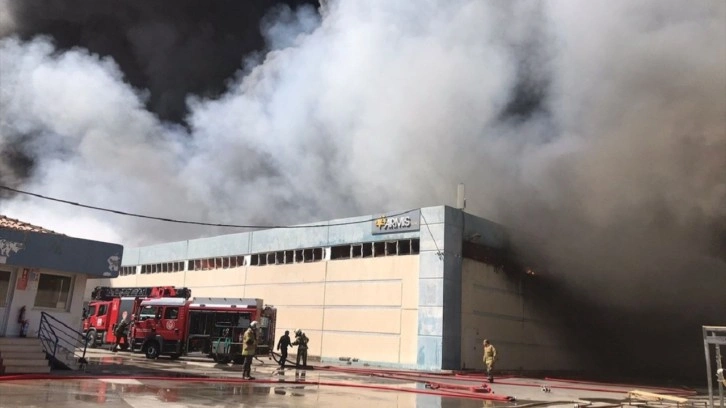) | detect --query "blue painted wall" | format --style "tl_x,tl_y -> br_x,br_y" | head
126,213 -> 422,265
0,228 -> 123,278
